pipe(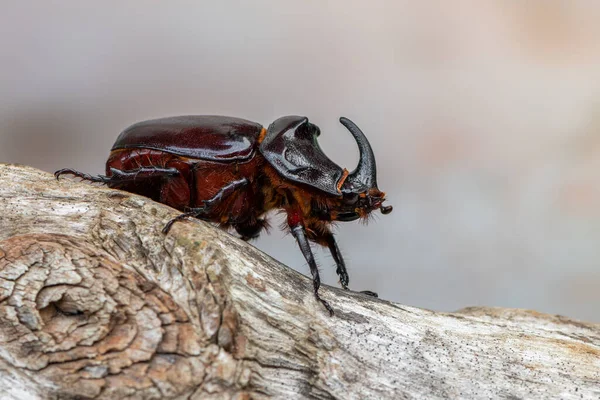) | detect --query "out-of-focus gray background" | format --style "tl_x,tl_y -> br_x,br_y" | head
1,2 -> 599,322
